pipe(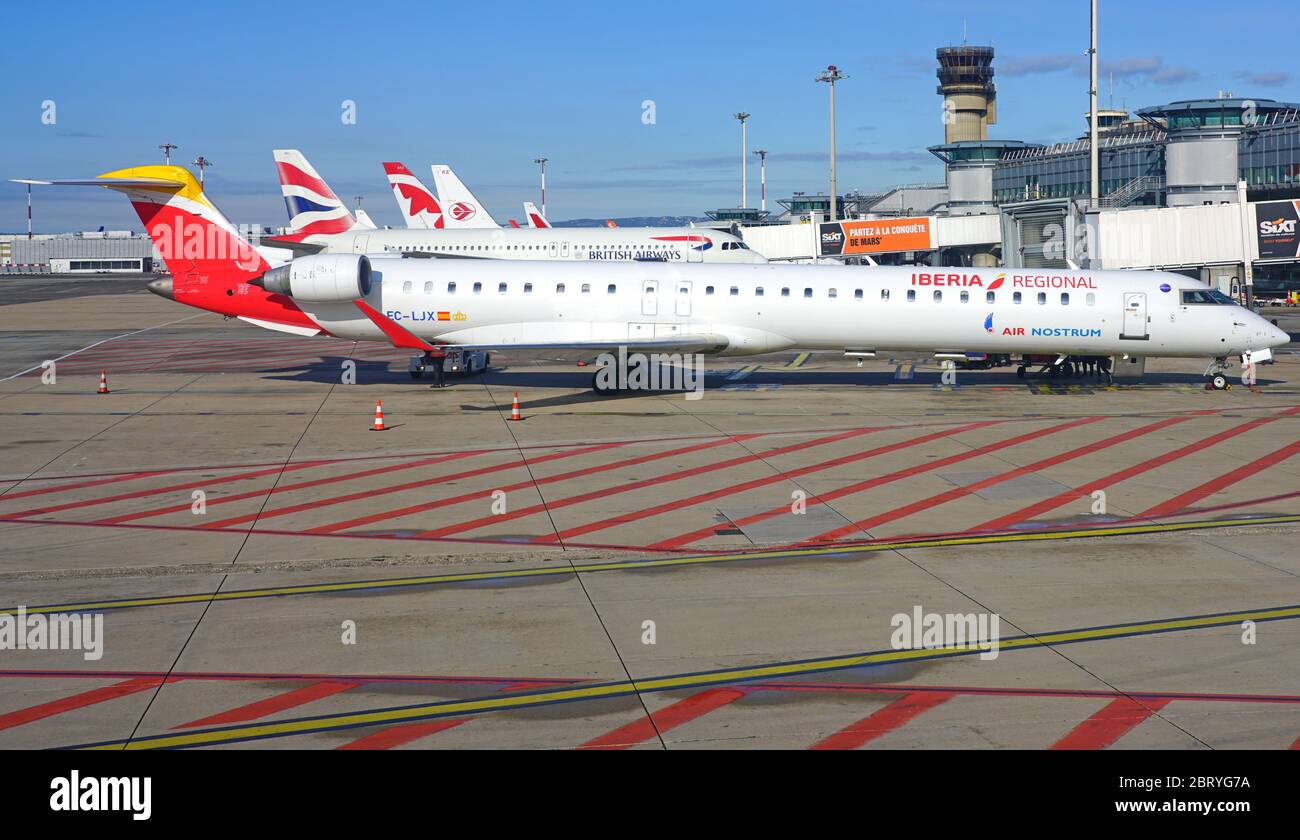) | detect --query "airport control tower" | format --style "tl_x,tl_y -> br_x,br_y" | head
937,45 -> 997,143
